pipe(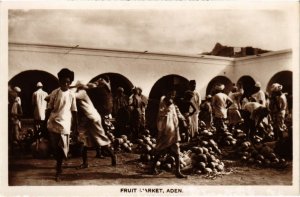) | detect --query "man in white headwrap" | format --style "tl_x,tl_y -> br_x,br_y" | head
211,84 -> 233,142
32,82 -> 48,134
251,81 -> 266,106
269,83 -> 287,141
